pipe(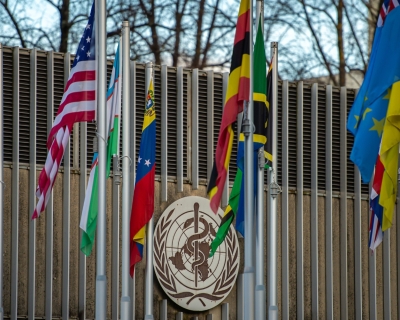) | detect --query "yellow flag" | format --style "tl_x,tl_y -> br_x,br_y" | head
379,81 -> 400,231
